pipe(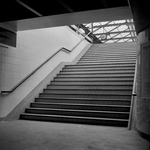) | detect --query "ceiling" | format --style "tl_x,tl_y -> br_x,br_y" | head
0,0 -> 136,44
0,0 -> 129,23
